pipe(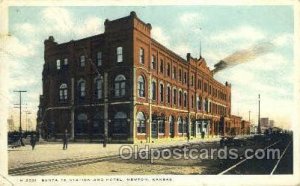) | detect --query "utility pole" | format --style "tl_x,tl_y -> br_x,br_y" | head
14,90 -> 27,132
257,94 -> 261,134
